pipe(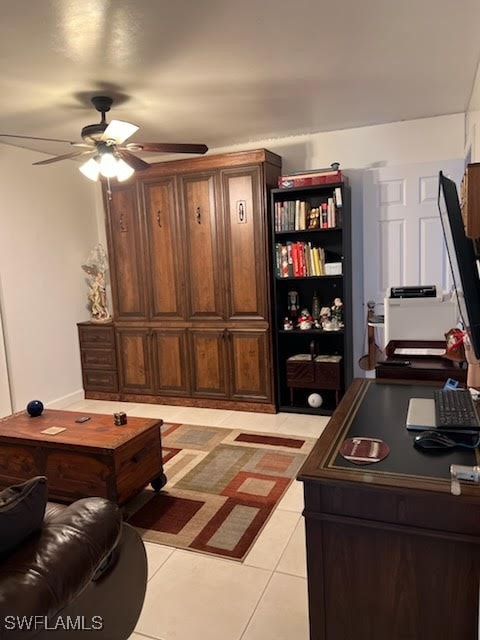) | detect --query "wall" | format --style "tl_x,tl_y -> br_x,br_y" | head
0,144 -> 98,411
